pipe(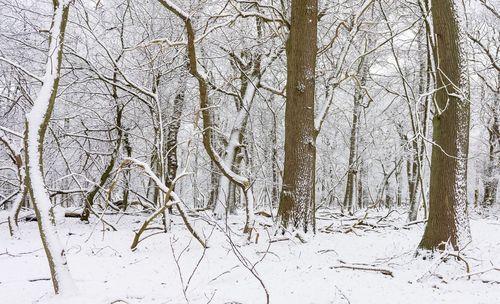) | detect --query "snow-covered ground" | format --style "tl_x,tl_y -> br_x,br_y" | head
1,209 -> 499,304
